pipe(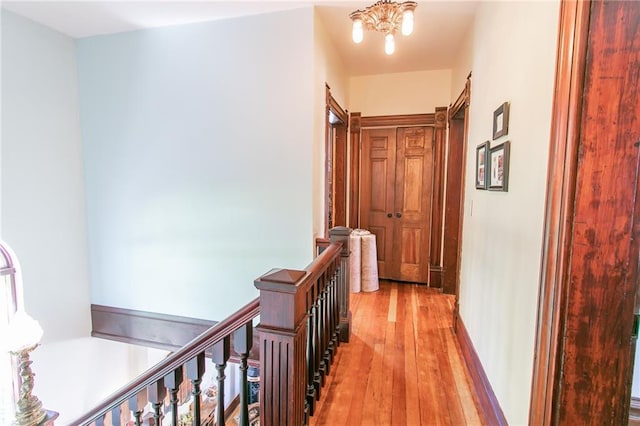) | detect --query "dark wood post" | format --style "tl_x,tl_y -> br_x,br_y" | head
186,353 -> 206,425
147,378 -> 166,426
212,336 -> 230,426
255,268 -> 308,426
164,366 -> 183,426
233,323 -> 253,426
329,227 -> 351,342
